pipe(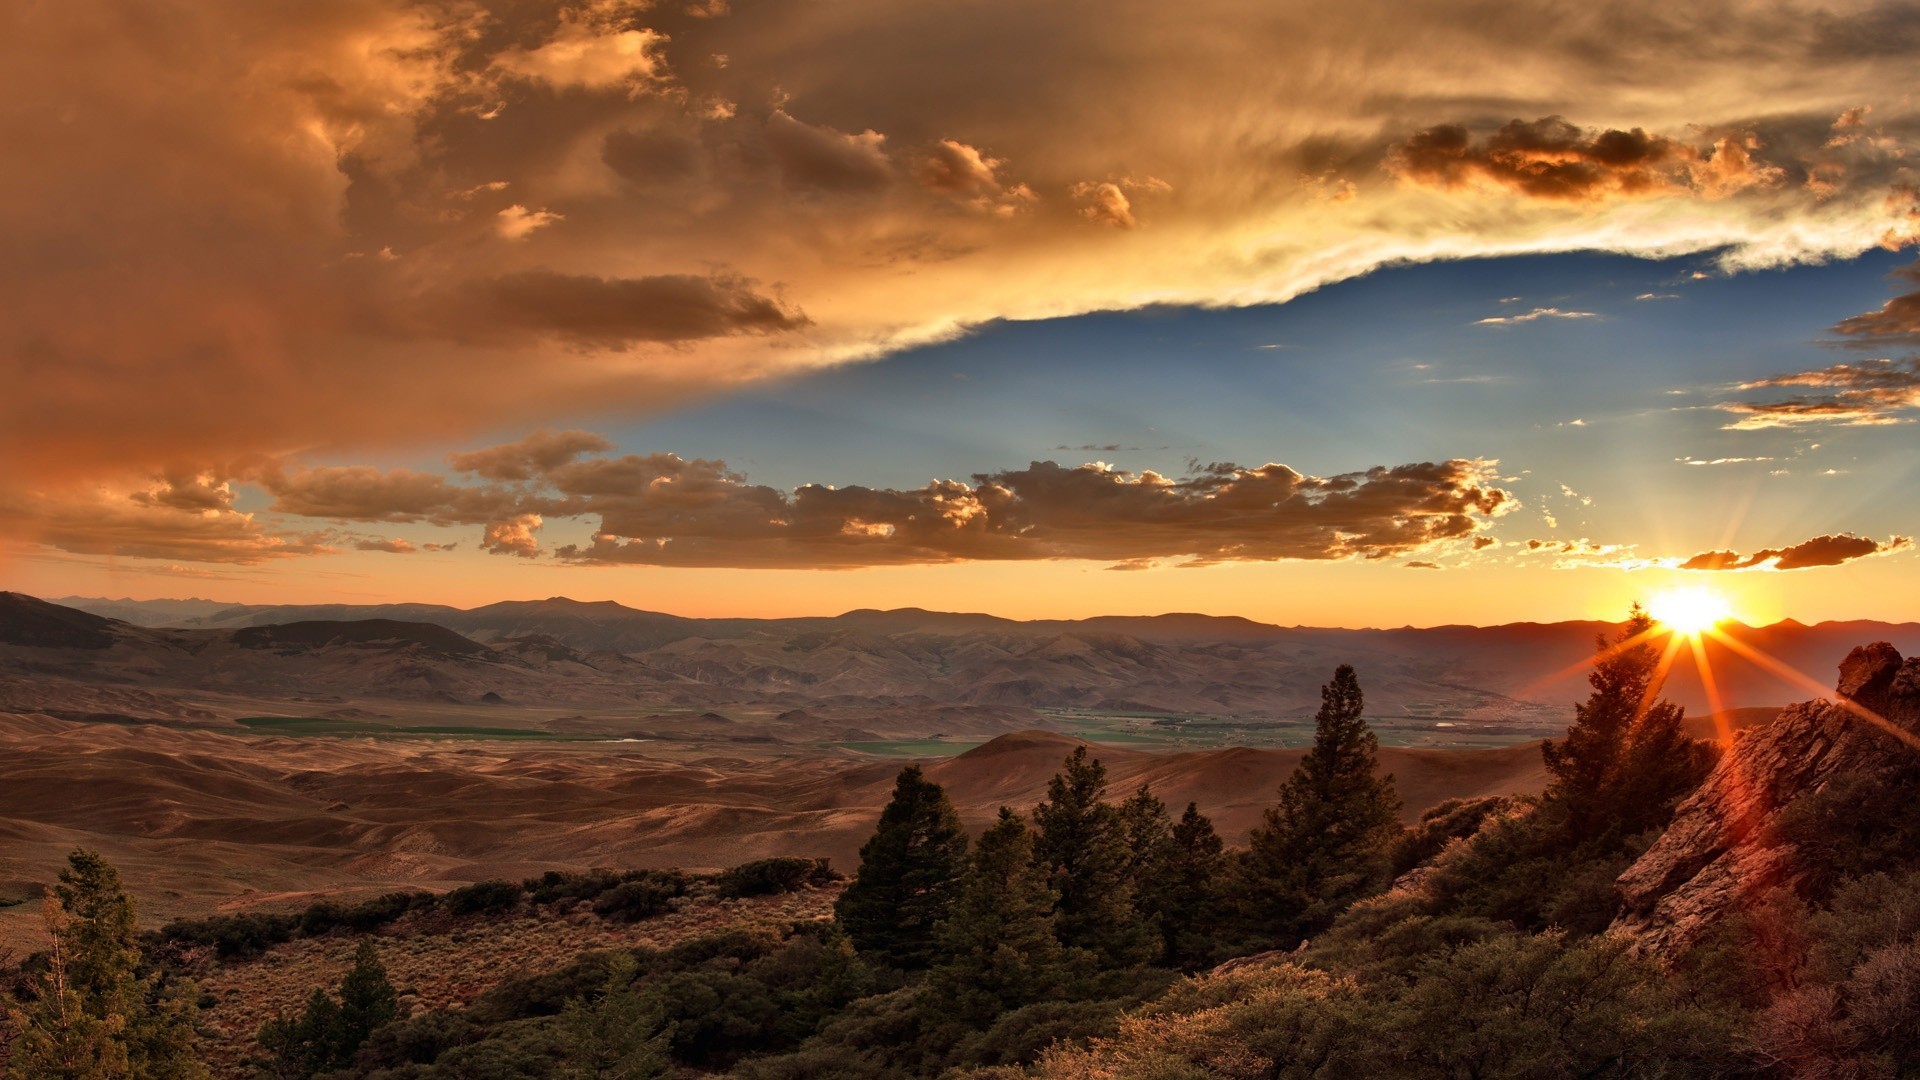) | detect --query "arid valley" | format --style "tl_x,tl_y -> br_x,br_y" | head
4,590 -> 1912,949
